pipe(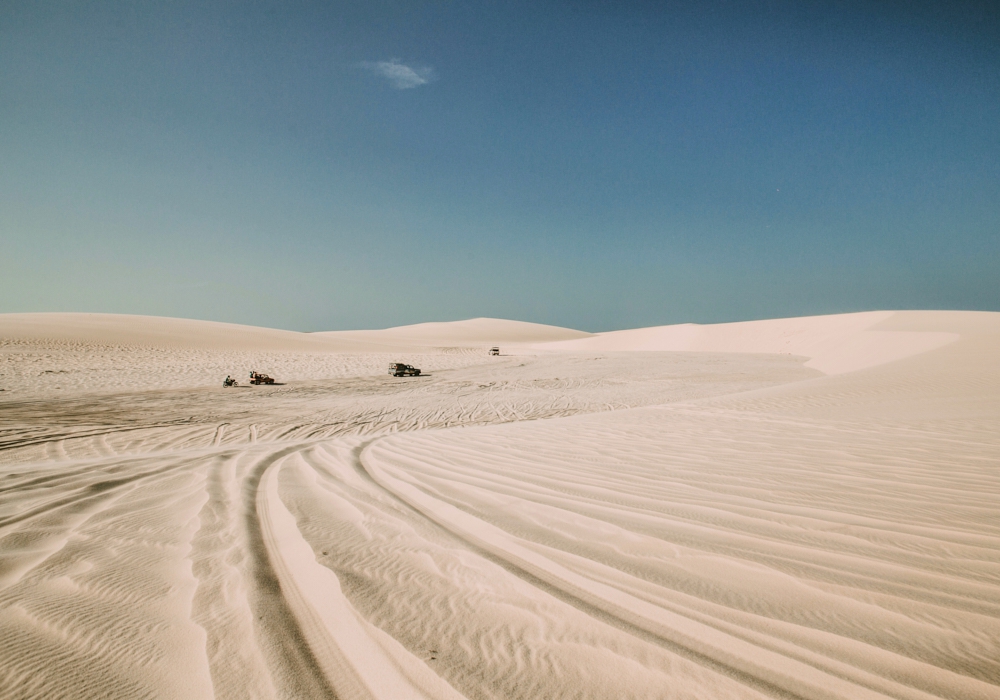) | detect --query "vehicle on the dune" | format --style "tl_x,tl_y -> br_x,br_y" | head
249,371 -> 275,385
490,346 -> 500,355
388,363 -> 421,377
223,376 -> 238,388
